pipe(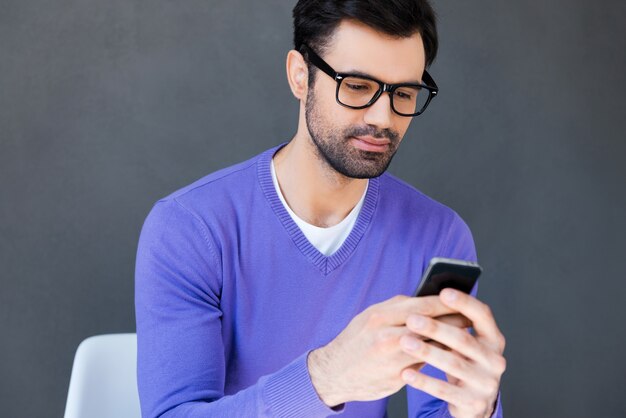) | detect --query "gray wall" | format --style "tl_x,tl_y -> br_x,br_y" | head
1,1 -> 624,417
